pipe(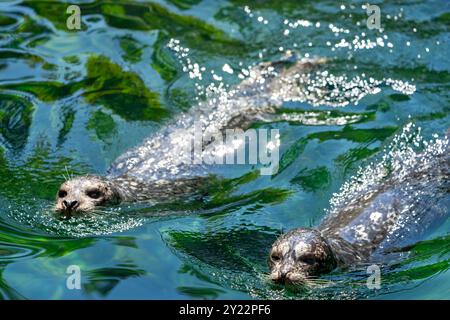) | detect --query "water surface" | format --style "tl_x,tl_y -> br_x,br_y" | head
0,0 -> 449,299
